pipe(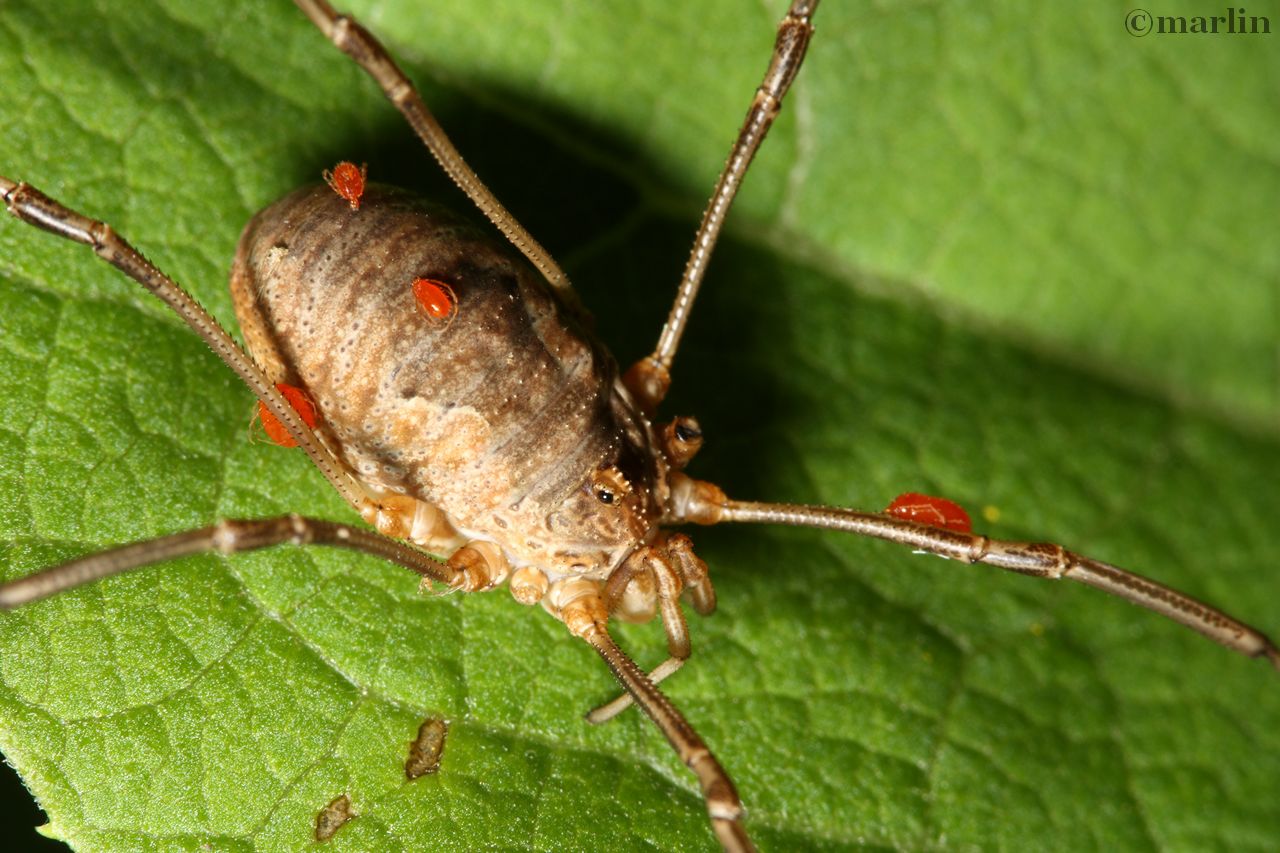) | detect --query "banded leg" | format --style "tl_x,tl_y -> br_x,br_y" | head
0,515 -> 459,609
555,588 -> 753,853
292,0 -> 572,295
0,176 -> 373,516
670,481 -> 1280,668
626,0 -> 820,410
